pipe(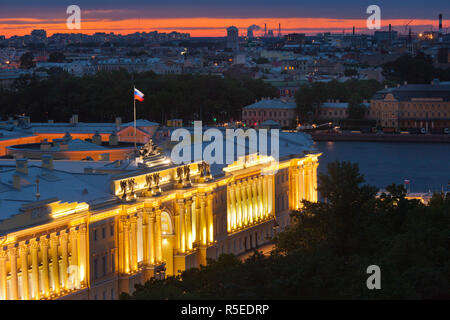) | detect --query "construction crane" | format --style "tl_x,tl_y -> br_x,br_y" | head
404,19 -> 414,35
